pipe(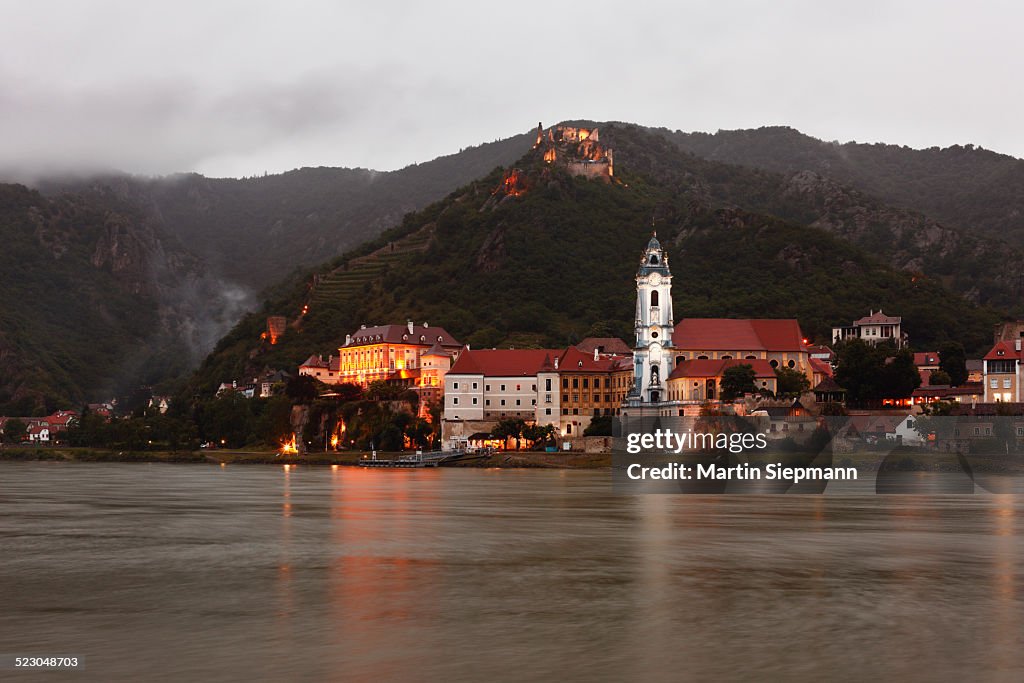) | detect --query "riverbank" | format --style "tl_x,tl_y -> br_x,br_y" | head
0,446 -> 611,468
